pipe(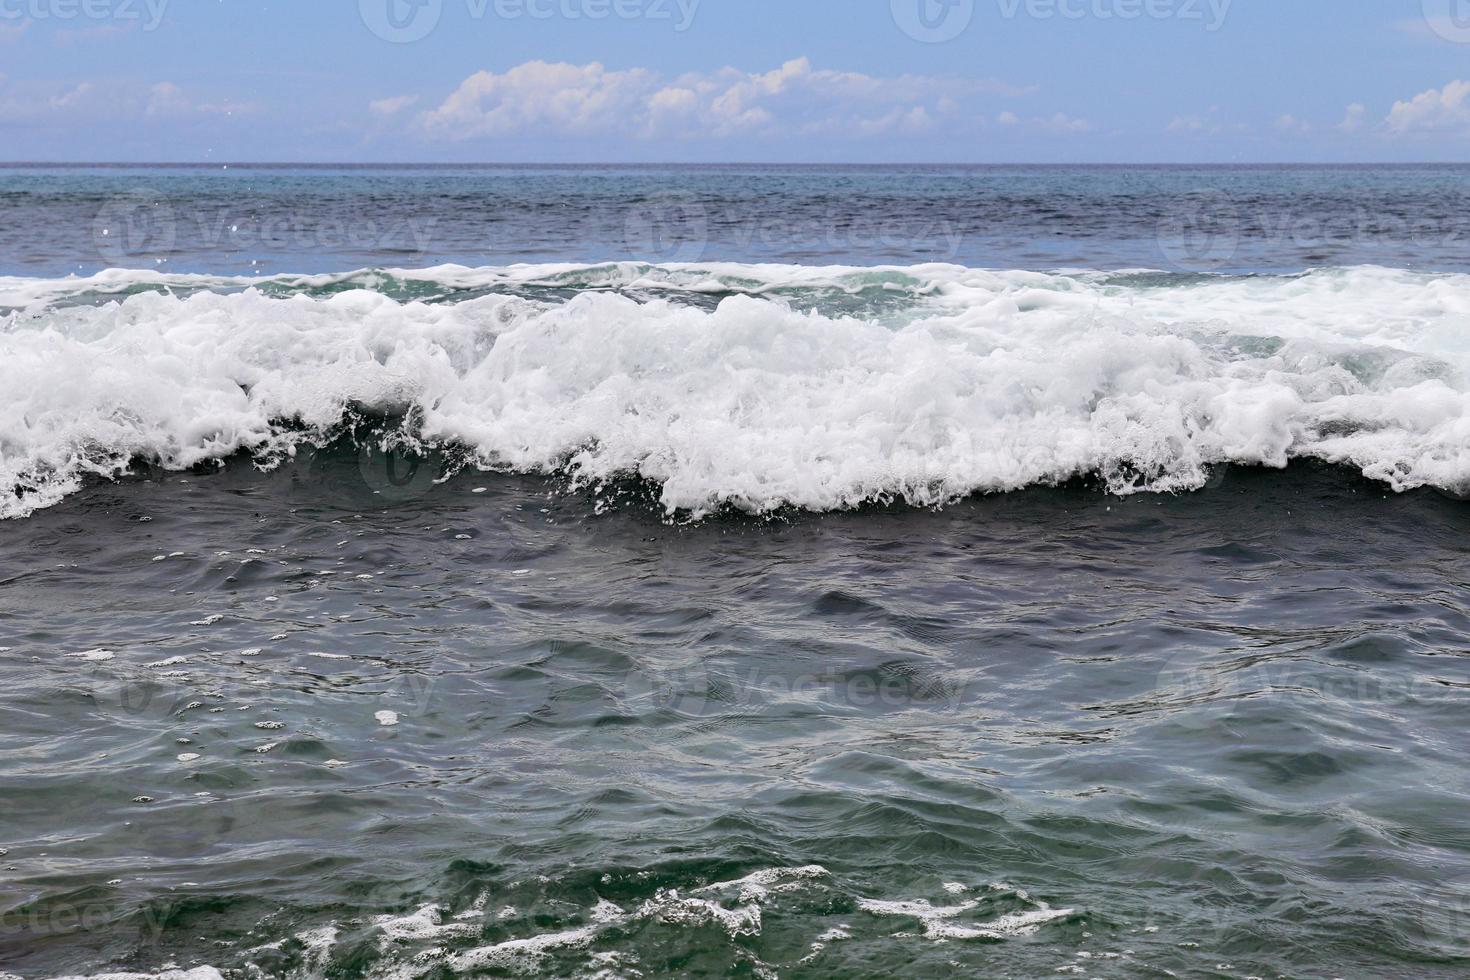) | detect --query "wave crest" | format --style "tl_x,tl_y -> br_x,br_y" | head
2,263 -> 1468,519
